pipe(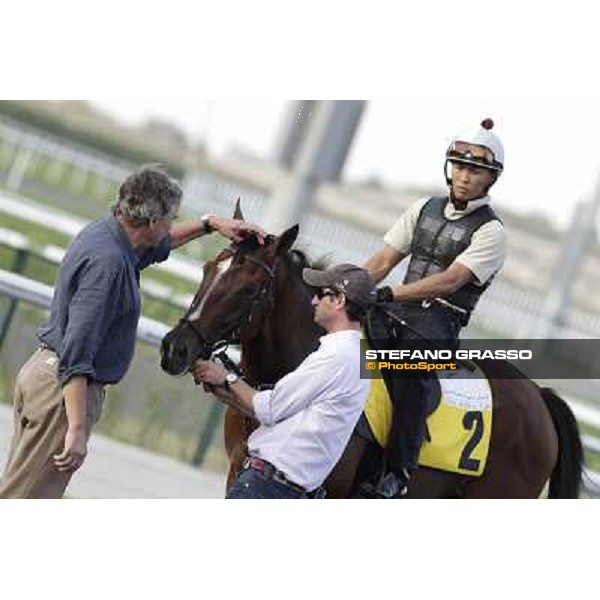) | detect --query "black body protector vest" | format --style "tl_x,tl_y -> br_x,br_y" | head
403,196 -> 502,325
